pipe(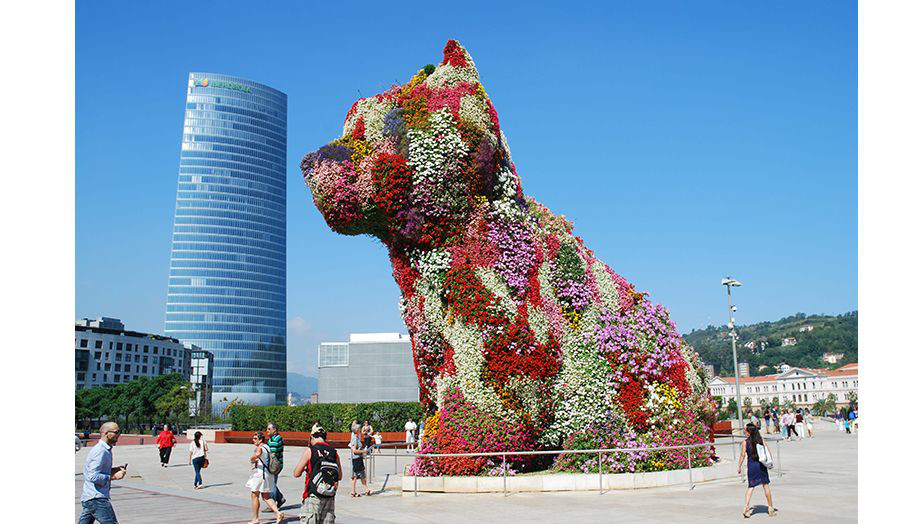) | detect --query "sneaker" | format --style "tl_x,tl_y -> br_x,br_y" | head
277,498 -> 286,509
262,506 -> 274,513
